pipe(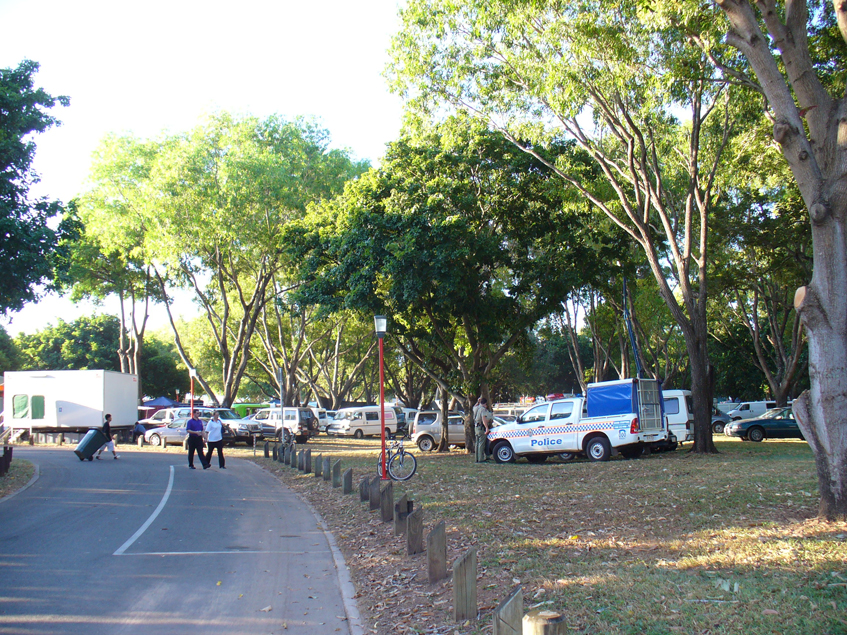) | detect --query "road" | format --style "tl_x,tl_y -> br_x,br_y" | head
0,447 -> 361,635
